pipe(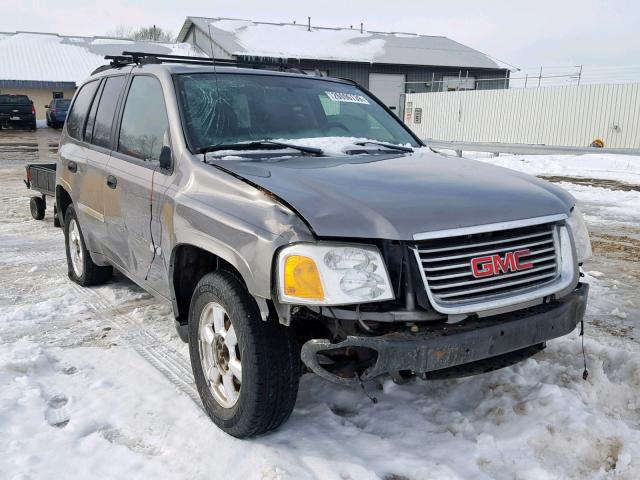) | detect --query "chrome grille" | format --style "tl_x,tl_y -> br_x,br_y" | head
415,222 -> 561,310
